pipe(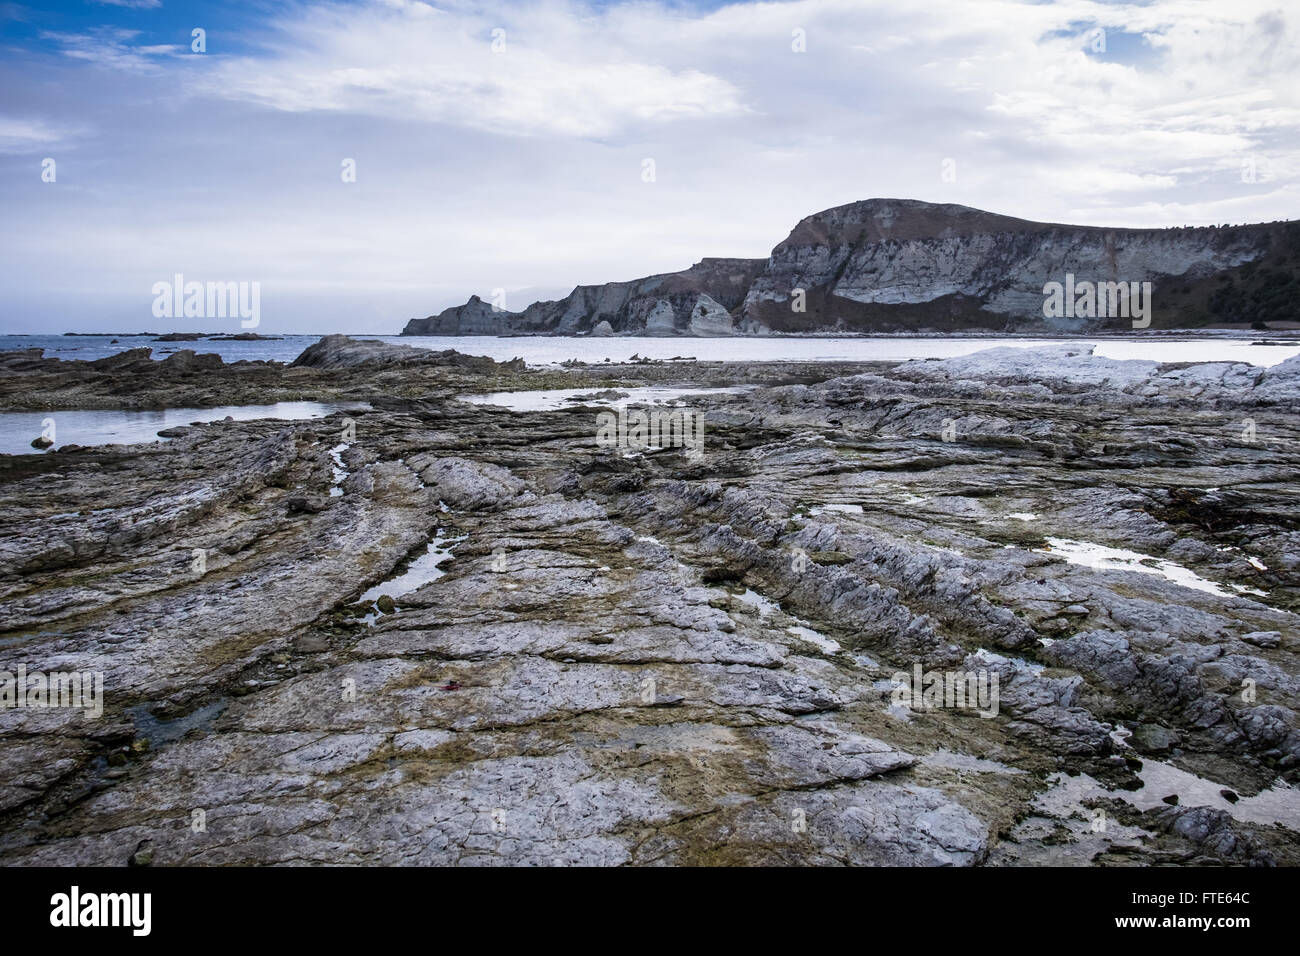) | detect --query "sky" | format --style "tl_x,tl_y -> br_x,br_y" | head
1,0 -> 1297,334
